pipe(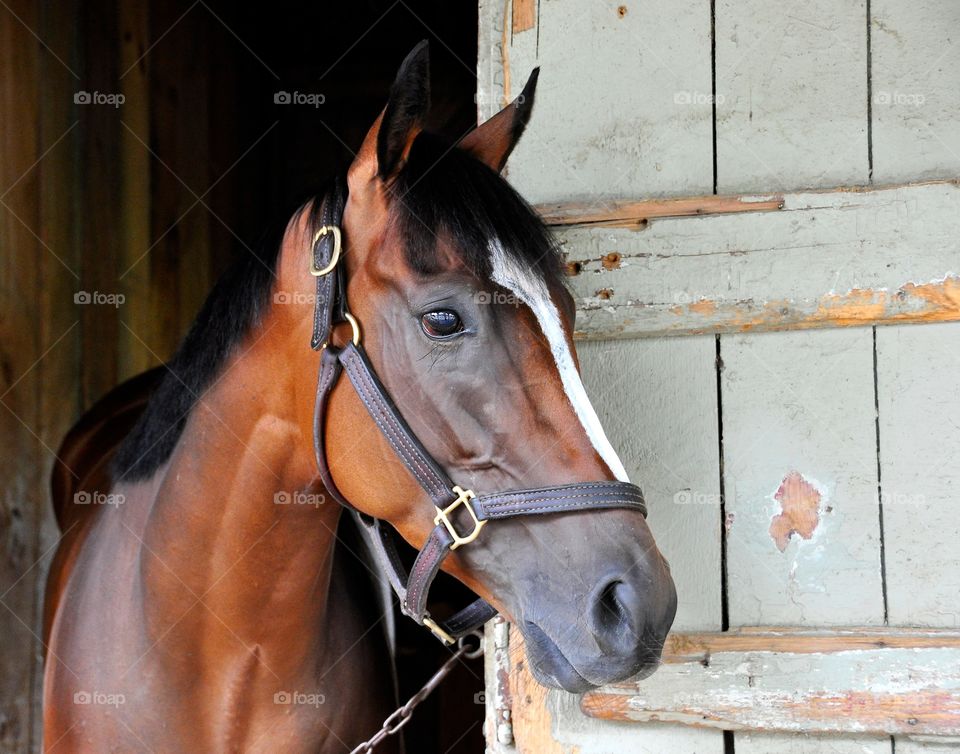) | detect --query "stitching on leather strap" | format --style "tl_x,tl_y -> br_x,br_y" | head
342,348 -> 450,500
